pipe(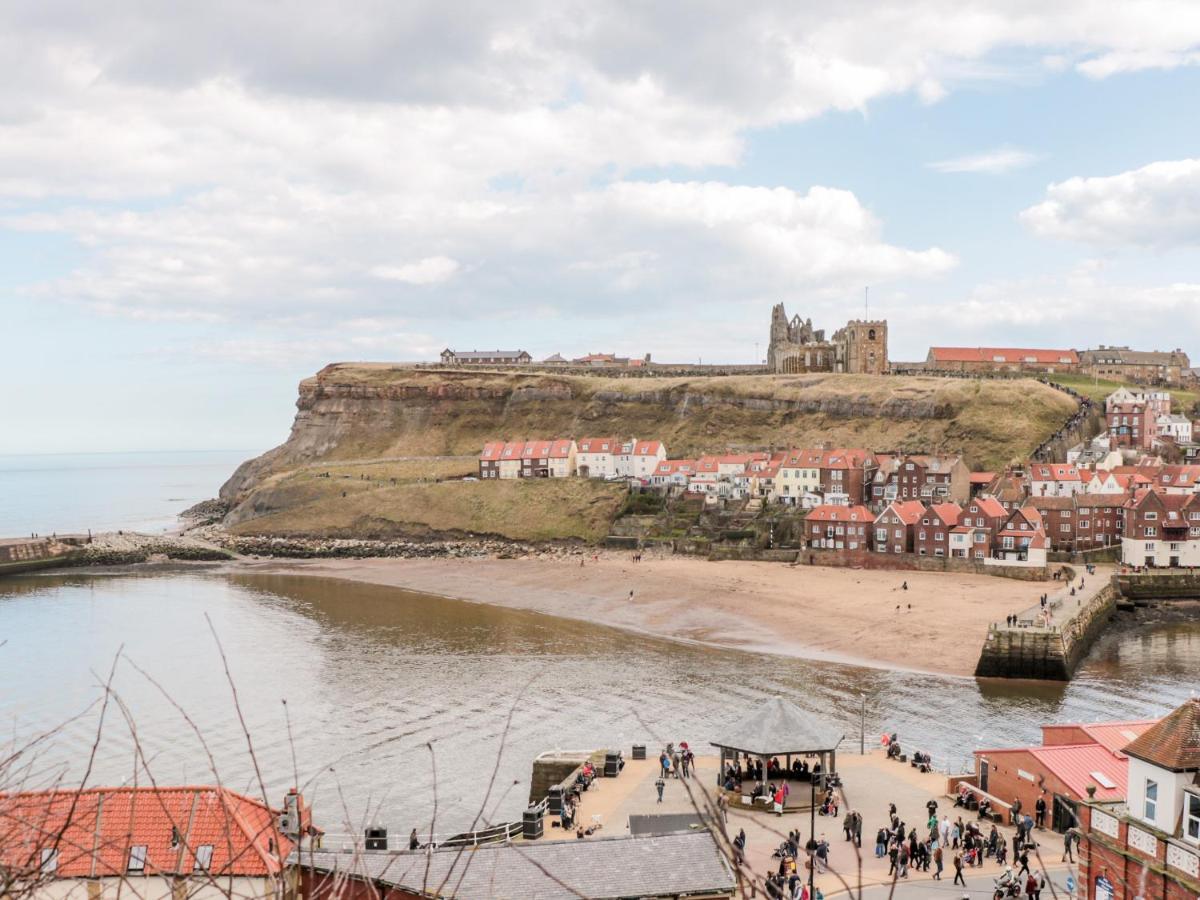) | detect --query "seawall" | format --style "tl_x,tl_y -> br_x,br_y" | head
1116,571 -> 1200,601
0,537 -> 83,576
